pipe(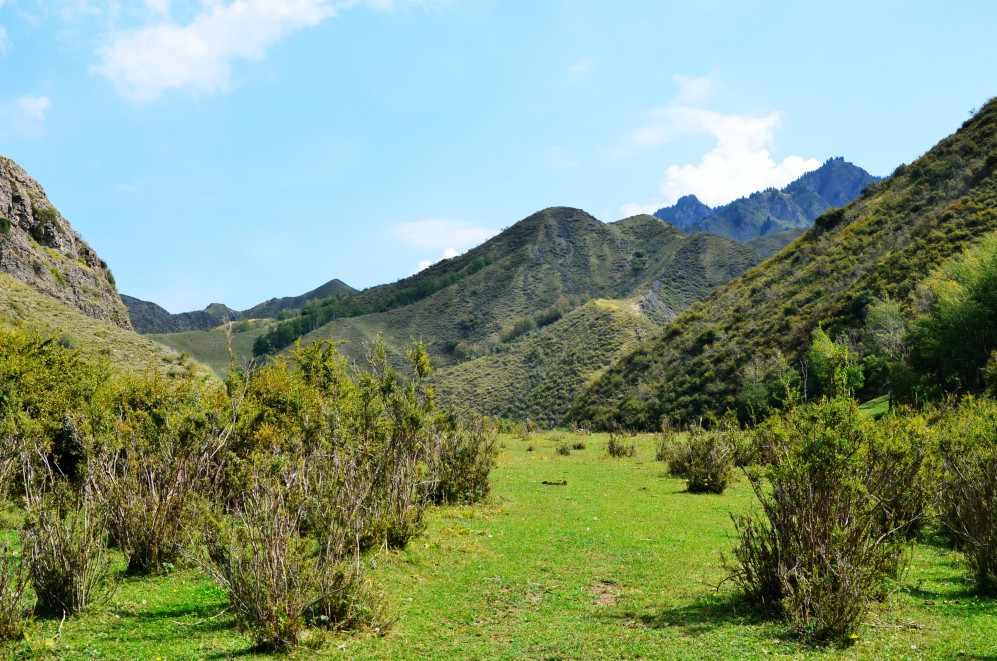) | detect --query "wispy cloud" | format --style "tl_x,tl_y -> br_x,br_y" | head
393,218 -> 496,273
566,57 -> 596,83
619,203 -> 658,218
18,95 -> 51,121
91,0 -> 446,102
620,73 -> 819,210
0,25 -> 10,54
0,95 -> 52,137
392,218 -> 497,251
